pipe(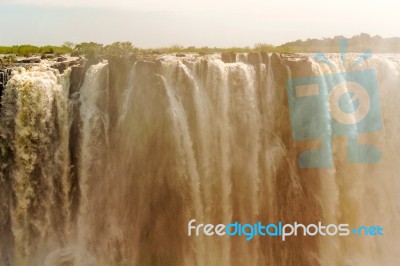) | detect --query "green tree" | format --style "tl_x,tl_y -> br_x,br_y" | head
74,42 -> 103,57
62,41 -> 76,51
103,42 -> 136,56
